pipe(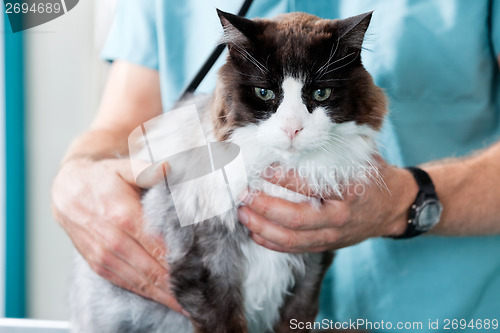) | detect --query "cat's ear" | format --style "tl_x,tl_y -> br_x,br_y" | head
336,11 -> 373,49
217,9 -> 258,46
